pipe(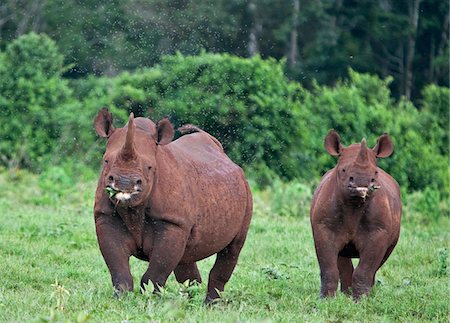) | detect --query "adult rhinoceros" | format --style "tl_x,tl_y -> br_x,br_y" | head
310,130 -> 402,301
93,108 -> 253,304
